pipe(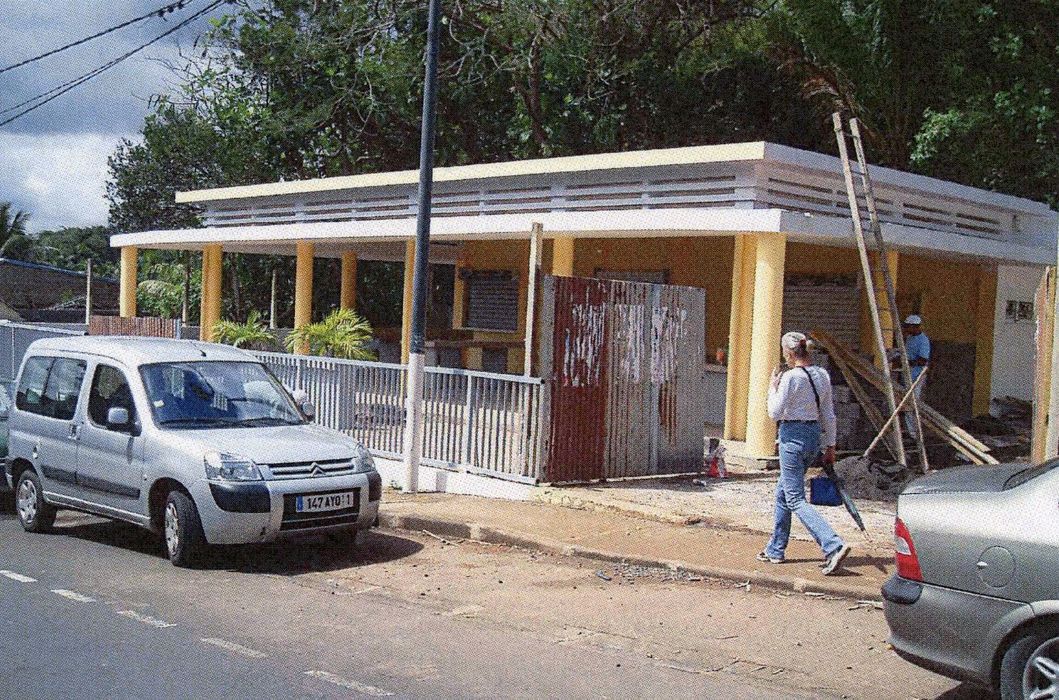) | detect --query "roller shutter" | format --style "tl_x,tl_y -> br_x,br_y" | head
782,278 -> 861,350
